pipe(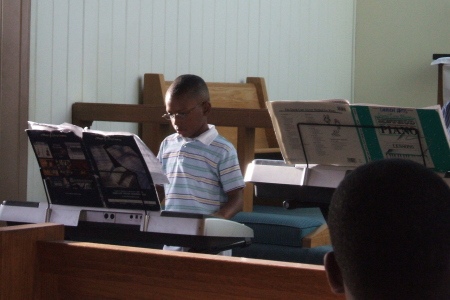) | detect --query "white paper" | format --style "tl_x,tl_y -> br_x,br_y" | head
267,99 -> 366,166
267,101 -> 450,171
431,58 -> 450,105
